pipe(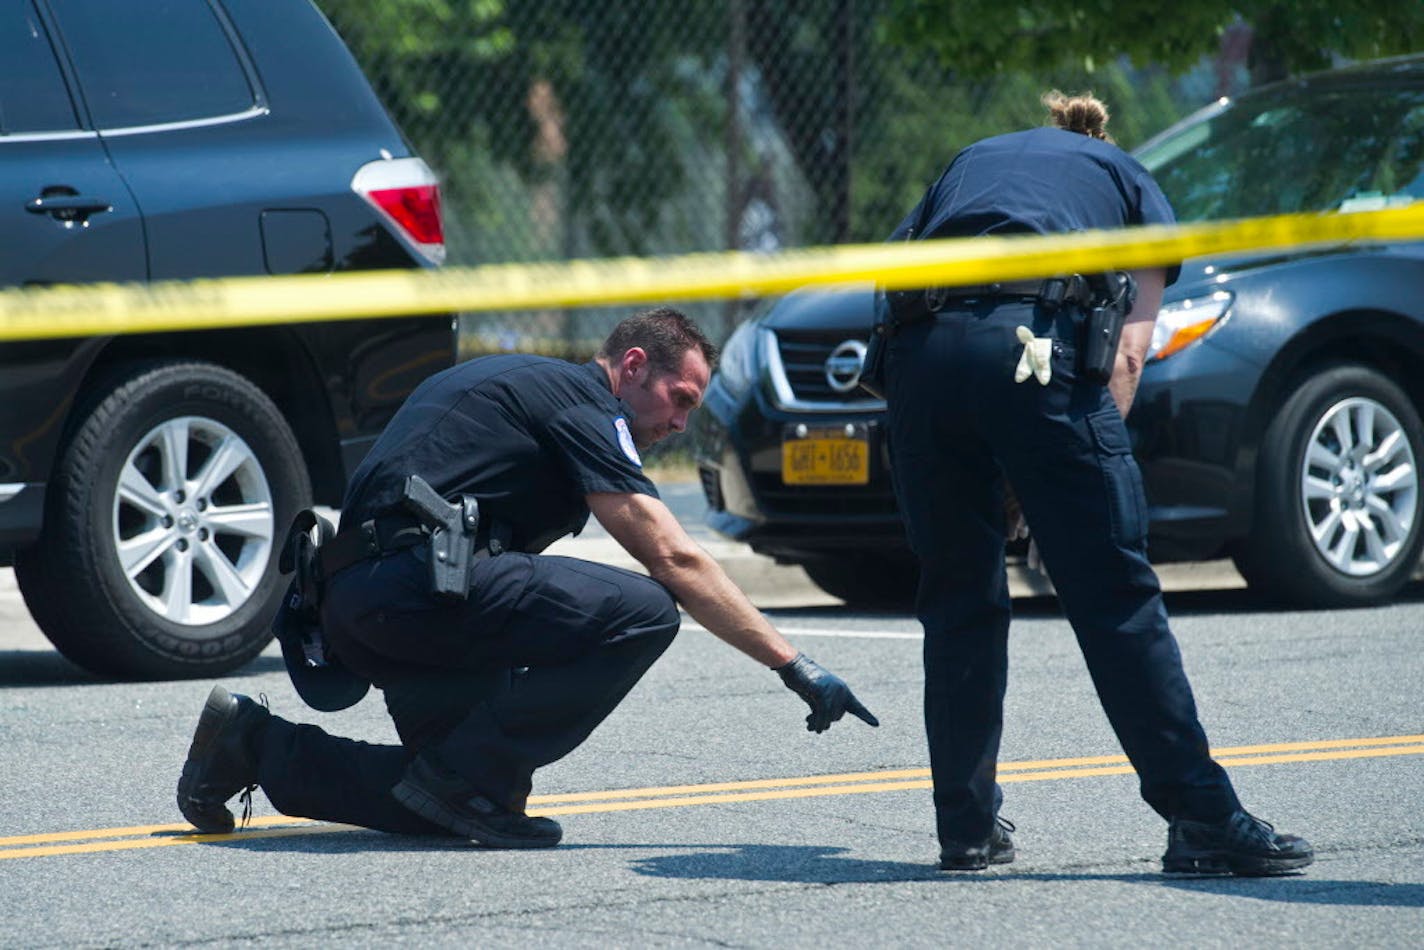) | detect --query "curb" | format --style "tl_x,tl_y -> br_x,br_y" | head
541,533 -> 1251,608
